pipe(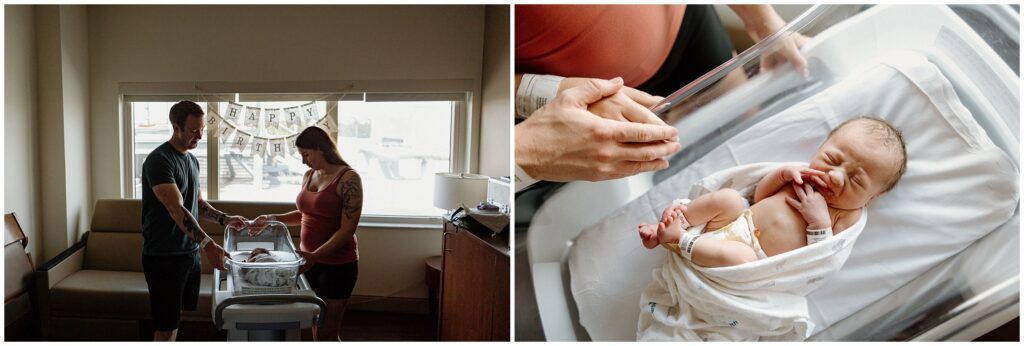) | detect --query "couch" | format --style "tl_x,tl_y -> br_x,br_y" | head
36,198 -> 301,340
